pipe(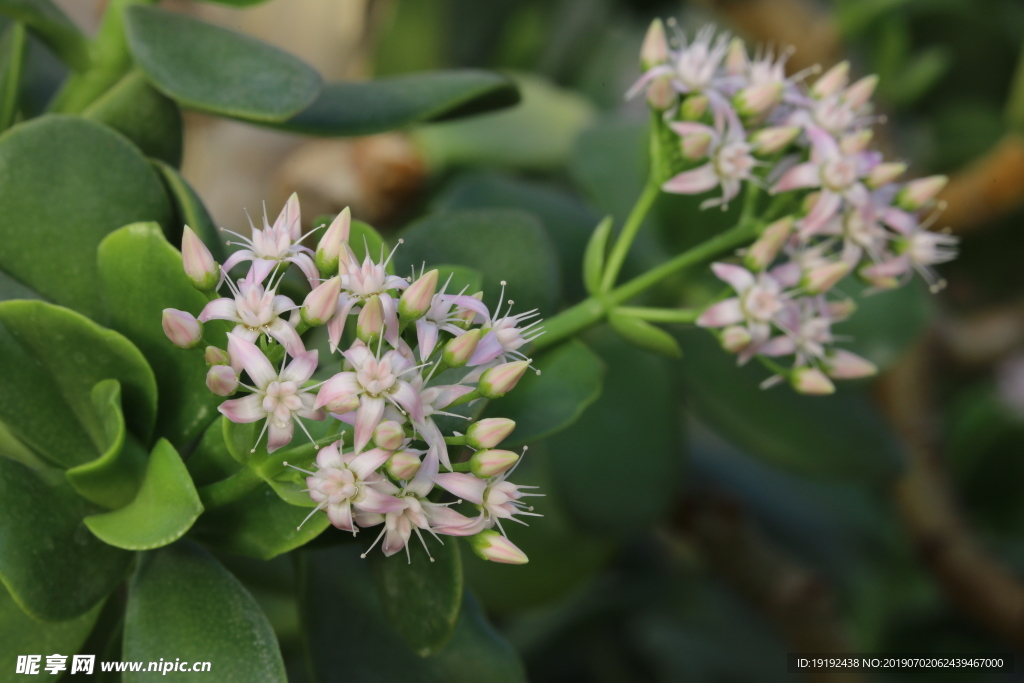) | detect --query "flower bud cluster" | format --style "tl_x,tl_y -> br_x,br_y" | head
162,195 -> 543,563
630,21 -> 958,394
